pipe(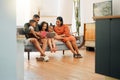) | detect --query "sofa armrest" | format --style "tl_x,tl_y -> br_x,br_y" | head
17,28 -> 25,35
74,36 -> 80,40
74,35 -> 84,48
